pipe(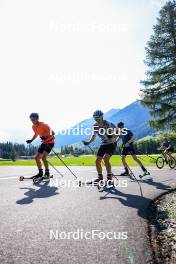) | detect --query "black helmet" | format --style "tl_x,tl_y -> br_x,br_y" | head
117,122 -> 124,128
30,113 -> 39,119
93,110 -> 104,119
